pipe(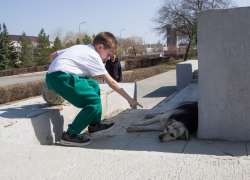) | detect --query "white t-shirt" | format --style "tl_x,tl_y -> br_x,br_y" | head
48,44 -> 108,77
